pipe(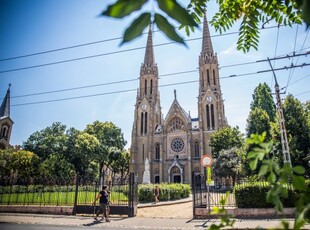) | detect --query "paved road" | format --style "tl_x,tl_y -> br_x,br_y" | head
137,201 -> 192,218
0,223 -> 132,230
